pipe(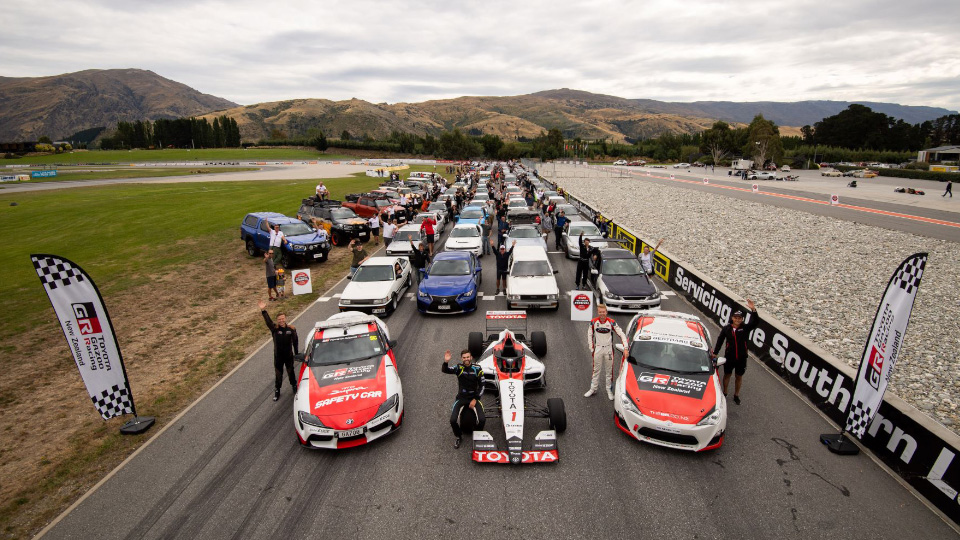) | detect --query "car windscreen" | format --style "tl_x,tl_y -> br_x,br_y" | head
331,209 -> 358,220
430,260 -> 471,276
428,203 -> 446,212
451,227 -> 479,238
414,214 -> 436,223
472,194 -> 489,200
602,258 -> 643,276
508,200 -> 527,207
393,230 -> 420,242
374,199 -> 391,208
569,224 -> 600,236
280,222 -> 314,236
628,341 -> 712,374
511,260 -> 552,277
309,331 -> 384,366
352,265 -> 395,282
463,209 -> 485,218
509,227 -> 539,238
